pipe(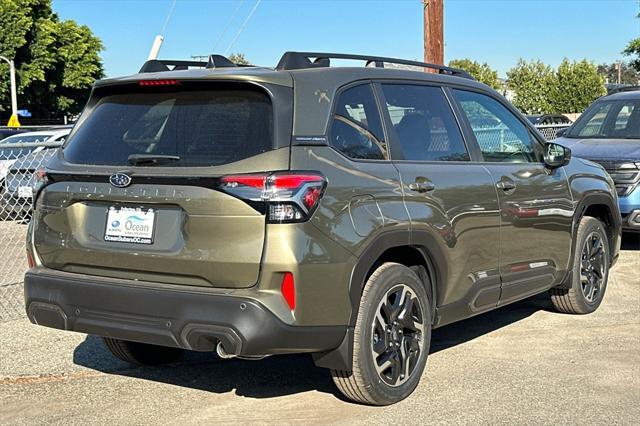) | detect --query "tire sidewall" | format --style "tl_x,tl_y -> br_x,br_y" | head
356,263 -> 432,404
